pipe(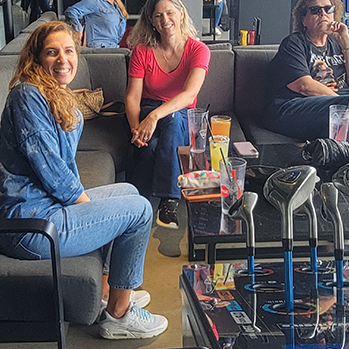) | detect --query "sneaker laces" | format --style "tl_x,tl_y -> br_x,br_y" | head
129,302 -> 152,323
161,199 -> 179,214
